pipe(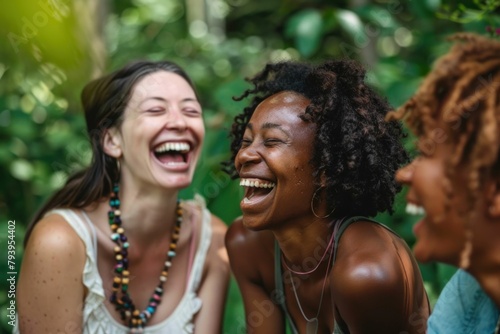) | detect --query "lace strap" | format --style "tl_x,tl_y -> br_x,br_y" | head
80,210 -> 99,258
